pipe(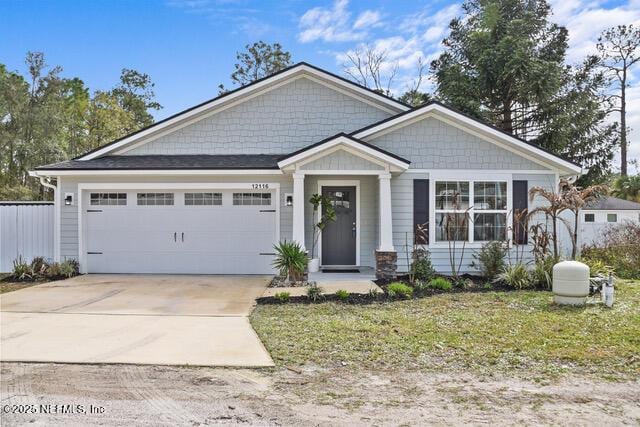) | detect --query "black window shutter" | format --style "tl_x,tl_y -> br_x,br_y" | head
413,179 -> 429,244
512,180 -> 528,244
